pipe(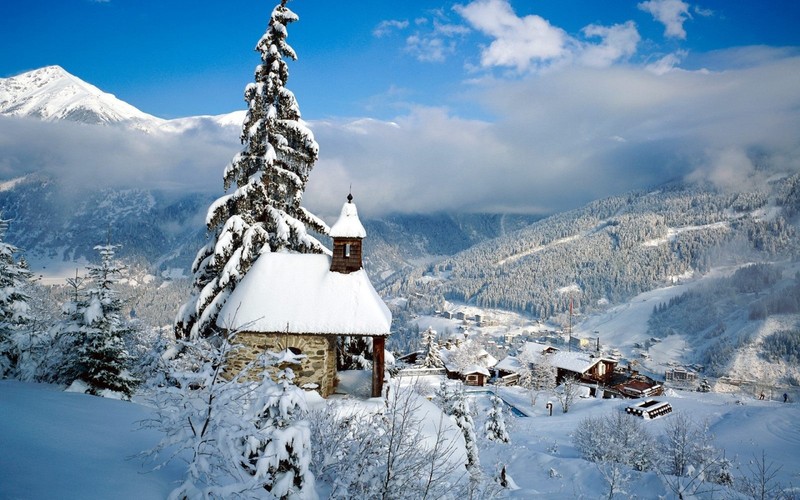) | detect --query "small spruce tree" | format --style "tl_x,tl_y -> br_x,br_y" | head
71,244 -> 138,399
244,361 -> 317,499
419,326 -> 444,368
484,392 -> 510,443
